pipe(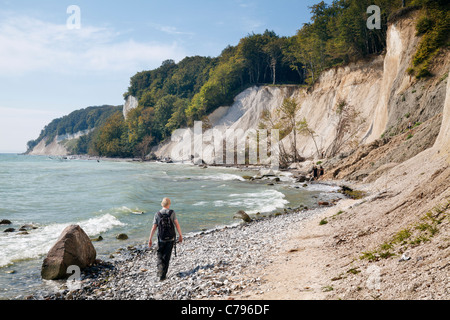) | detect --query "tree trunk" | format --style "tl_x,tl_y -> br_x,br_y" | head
310,60 -> 315,83
310,131 -> 320,158
271,58 -> 276,85
292,127 -> 297,163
